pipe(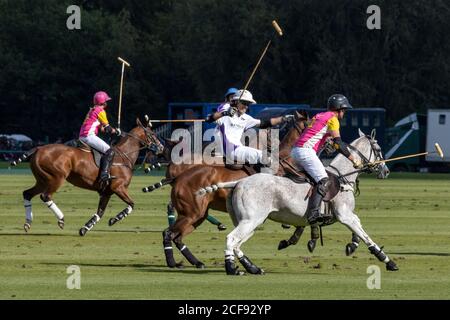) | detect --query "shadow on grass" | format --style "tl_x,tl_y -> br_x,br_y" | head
0,233 -> 74,237
40,262 -> 225,274
392,251 -> 450,257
